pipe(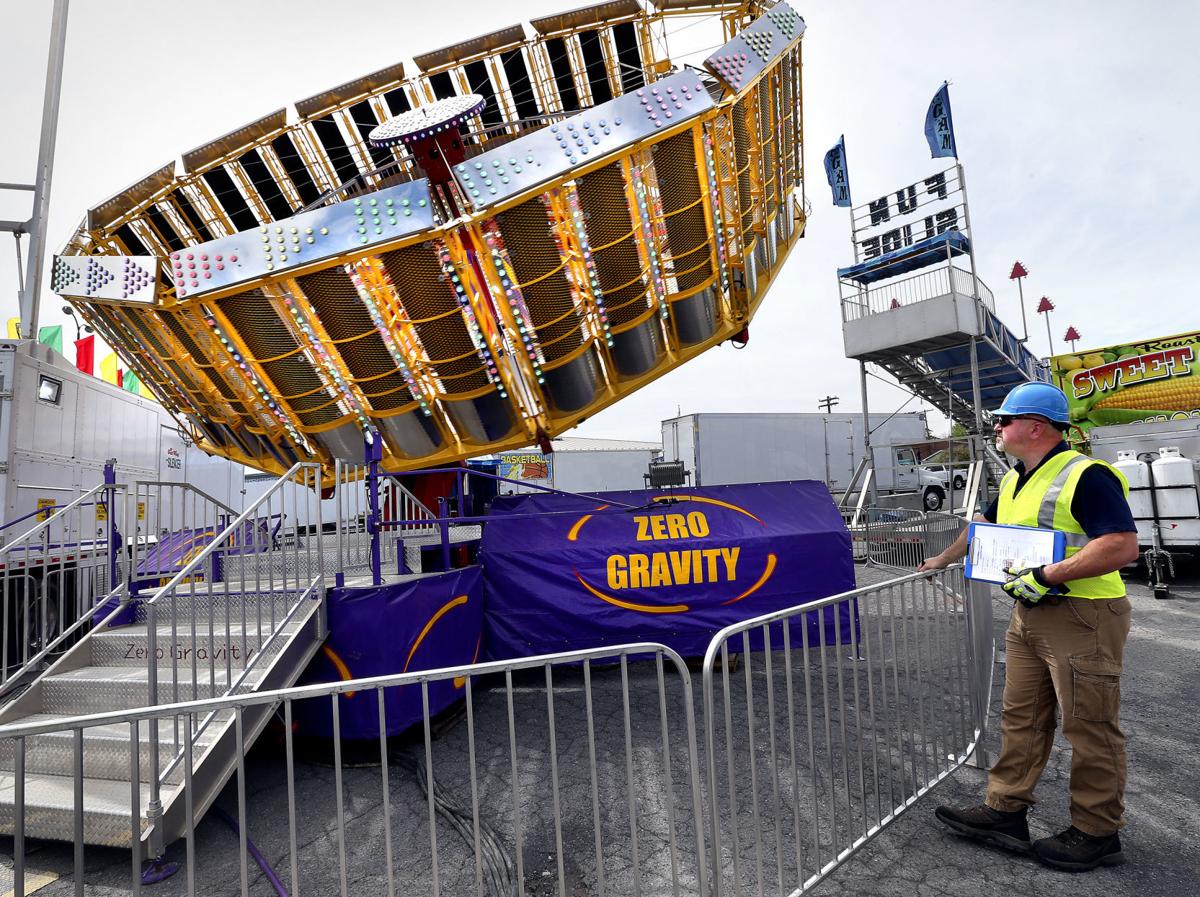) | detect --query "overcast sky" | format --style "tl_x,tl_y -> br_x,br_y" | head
3,0 -> 1197,445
